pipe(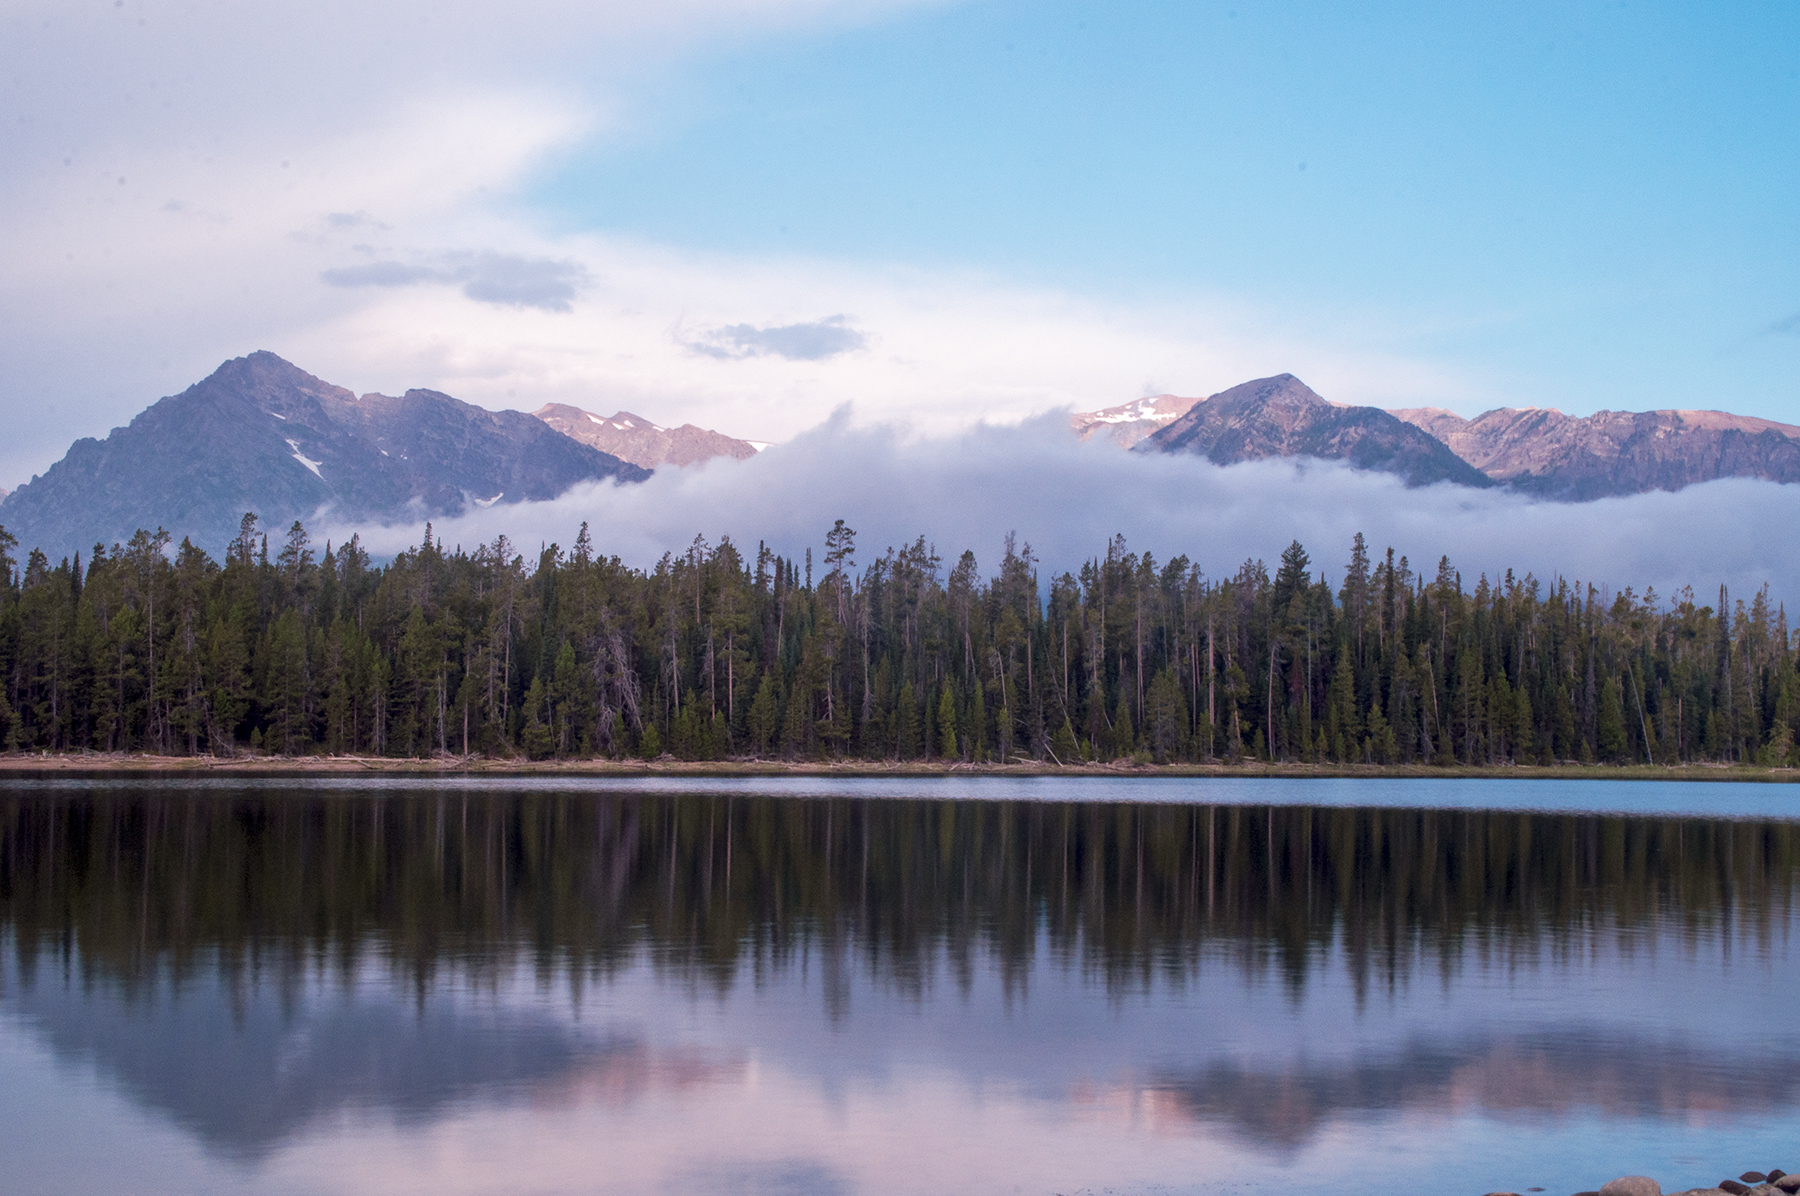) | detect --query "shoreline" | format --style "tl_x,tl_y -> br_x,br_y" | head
1,752 -> 1797,782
